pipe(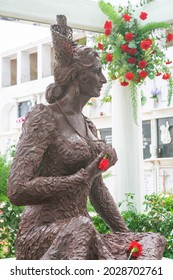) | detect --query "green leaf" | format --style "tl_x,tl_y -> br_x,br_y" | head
148,73 -> 155,79
128,42 -> 137,48
99,0 -> 121,24
140,22 -> 171,35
